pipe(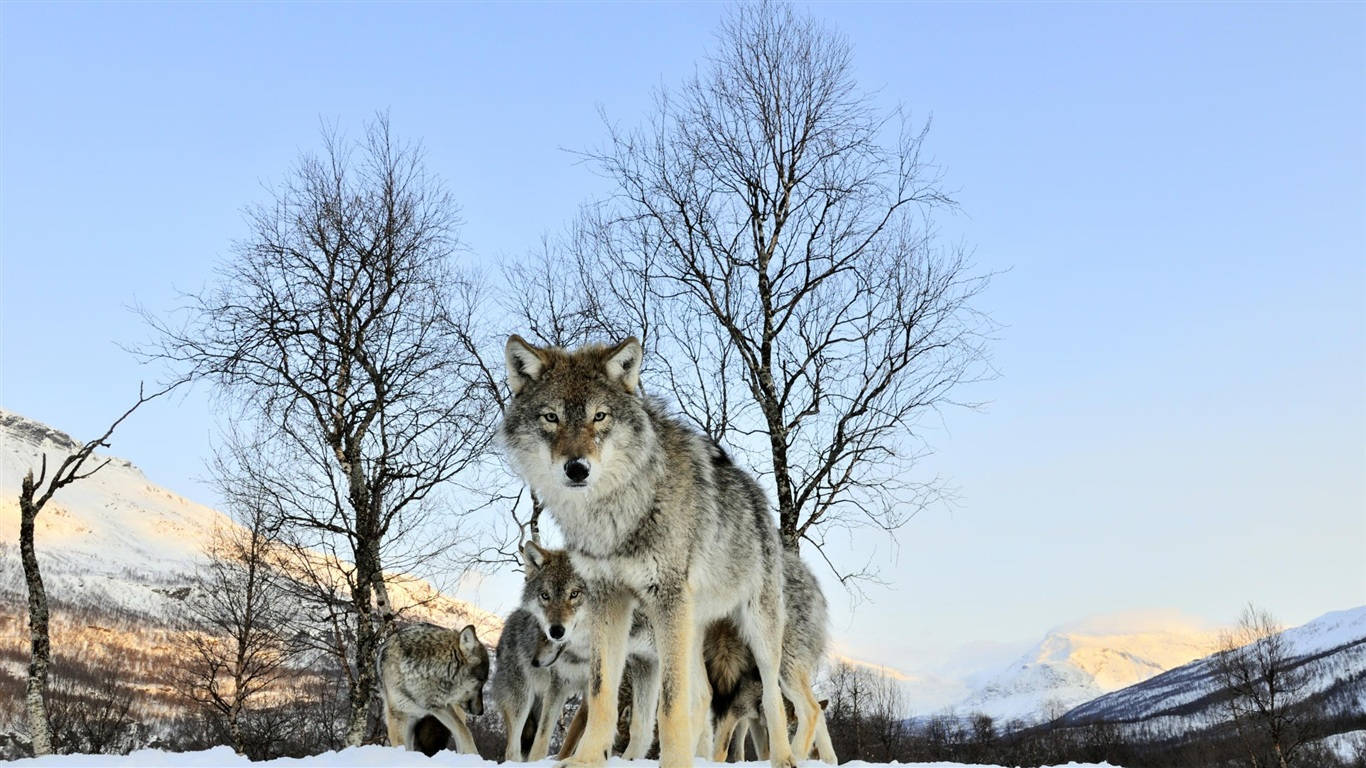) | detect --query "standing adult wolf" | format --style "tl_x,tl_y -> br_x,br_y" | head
501,336 -> 796,768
